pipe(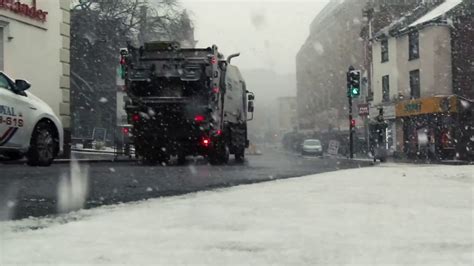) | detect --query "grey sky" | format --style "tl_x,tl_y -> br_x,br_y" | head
179,0 -> 329,74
